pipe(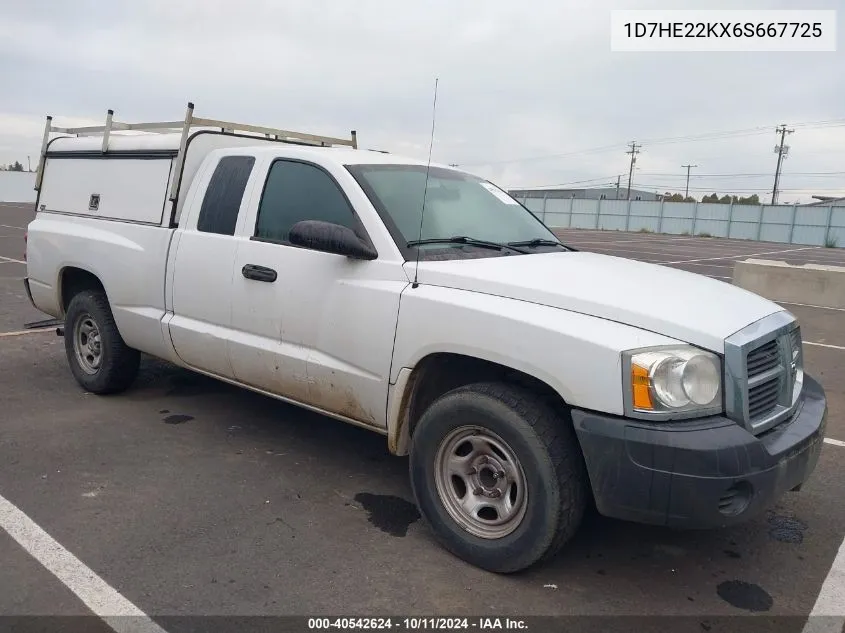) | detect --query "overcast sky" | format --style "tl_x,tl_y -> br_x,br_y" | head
0,0 -> 843,202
